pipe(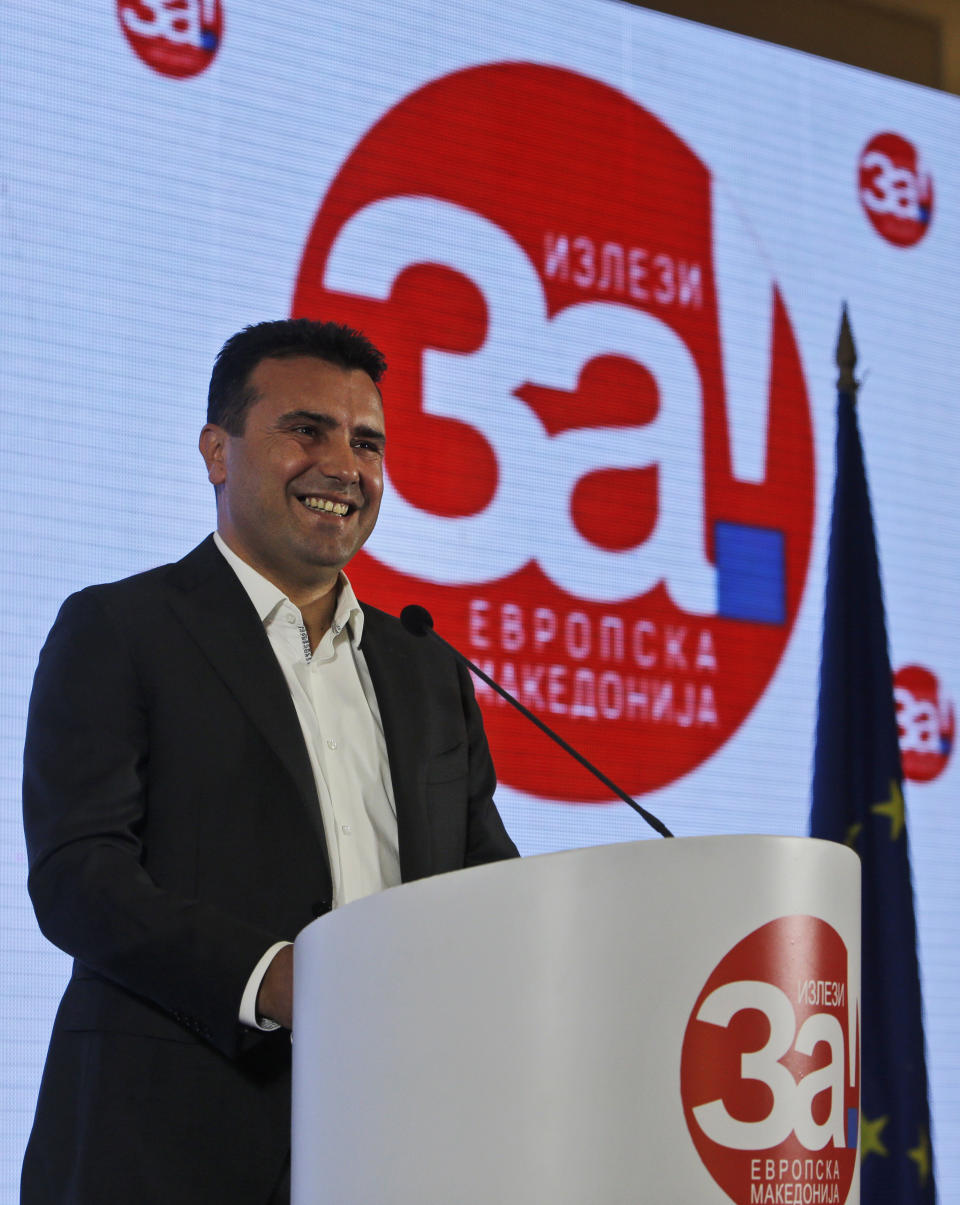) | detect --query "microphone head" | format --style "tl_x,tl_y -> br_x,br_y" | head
400,604 -> 435,637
